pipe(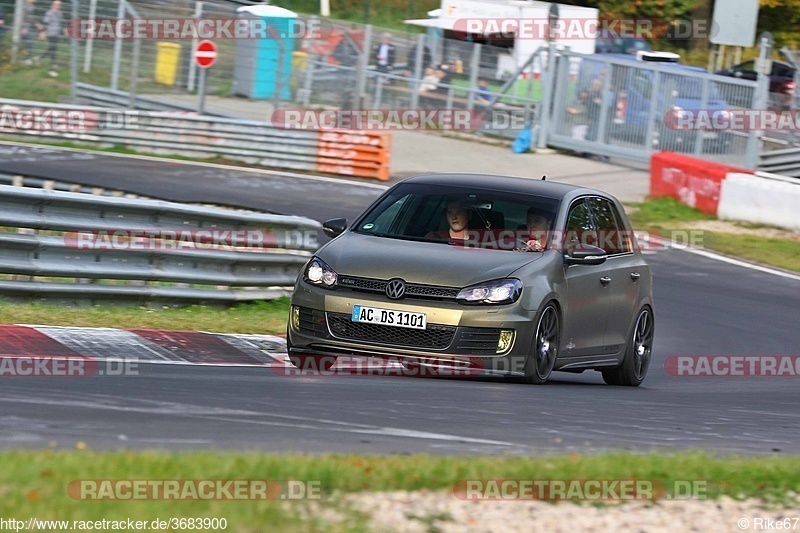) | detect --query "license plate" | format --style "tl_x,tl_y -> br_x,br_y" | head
351,305 -> 427,330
